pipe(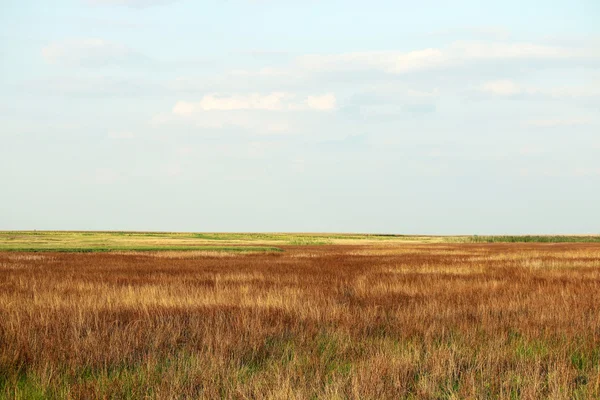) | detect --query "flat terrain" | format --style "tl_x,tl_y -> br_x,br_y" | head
1,233 -> 600,399
2,231 -> 599,252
